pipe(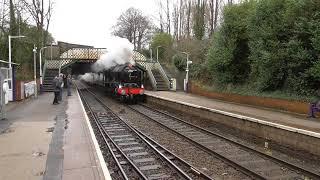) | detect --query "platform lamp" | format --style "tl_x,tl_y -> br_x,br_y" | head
180,52 -> 192,93
39,46 -> 48,92
8,35 -> 26,101
156,46 -> 162,62
33,45 -> 37,98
